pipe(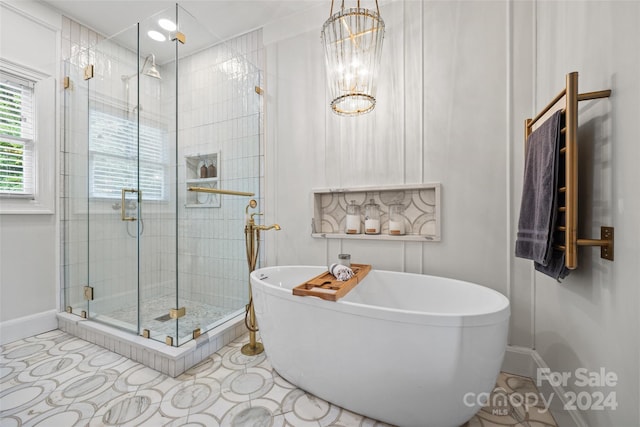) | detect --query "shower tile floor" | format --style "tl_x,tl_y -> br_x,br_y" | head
98,295 -> 237,341
1,330 -> 558,427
